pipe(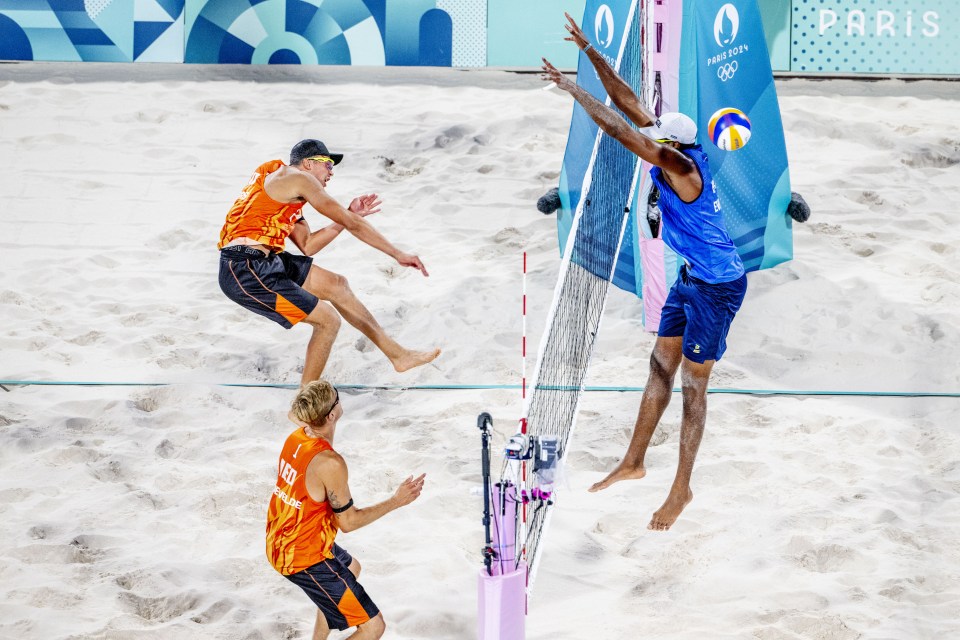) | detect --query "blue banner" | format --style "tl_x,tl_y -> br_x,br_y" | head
679,0 -> 792,271
557,0 -> 636,255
